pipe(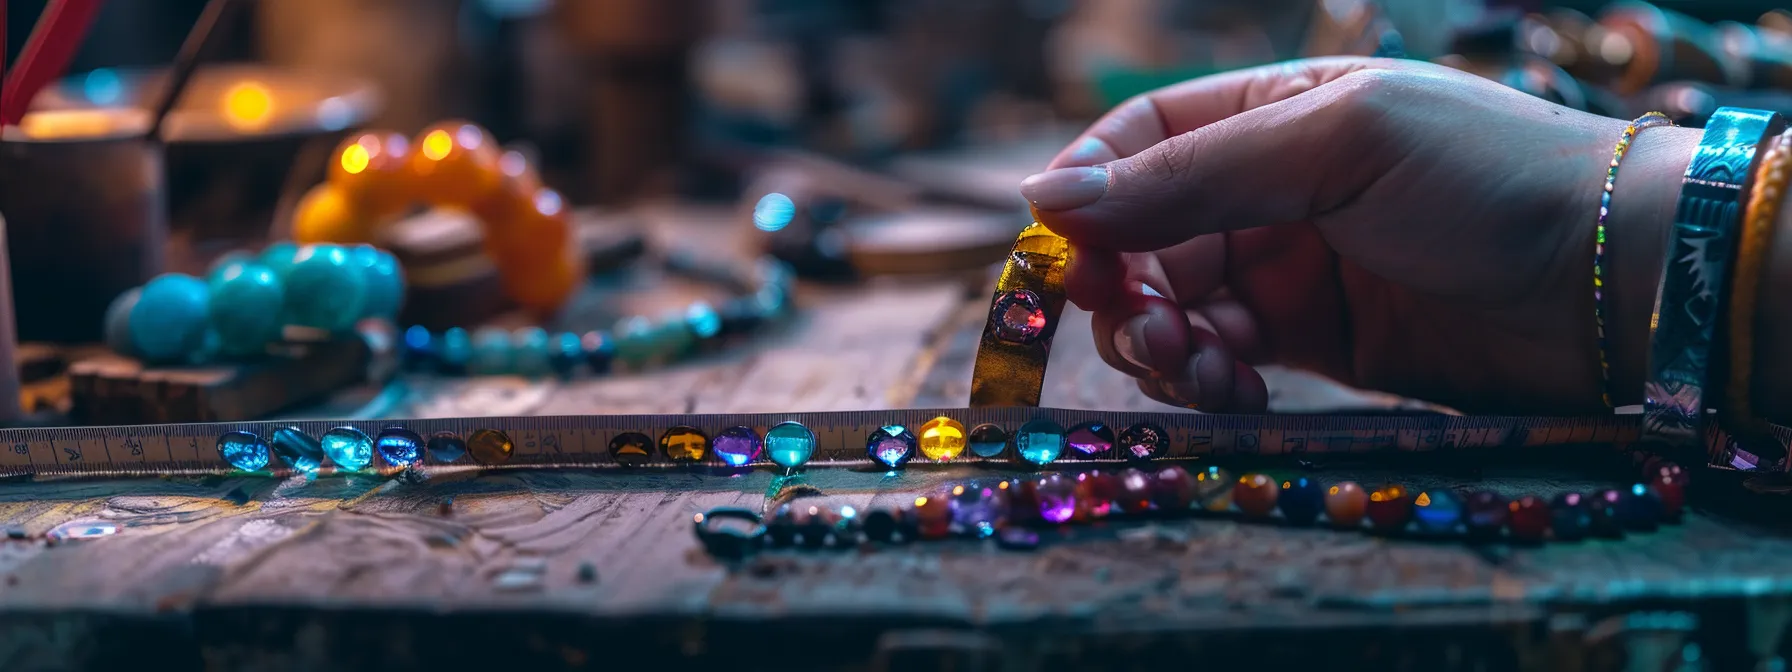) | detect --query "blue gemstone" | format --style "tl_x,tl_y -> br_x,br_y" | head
1278,477 -> 1324,525
427,432 -> 466,463
968,424 -> 1008,459
1413,490 -> 1464,533
469,327 -> 513,374
765,421 -> 815,468
1619,483 -> 1661,531
375,427 -> 423,468
402,325 -> 437,371
713,426 -> 763,467
1016,419 -> 1066,465
258,241 -> 300,280
511,327 -> 552,376
438,327 -> 472,374
582,331 -> 615,373
207,262 -> 285,356
866,425 -> 916,469
130,274 -> 211,363
103,287 -> 143,357
350,245 -> 406,321
270,427 -> 324,474
217,431 -> 270,471
685,301 -> 721,340
549,332 -> 583,378
321,427 -> 374,471
283,244 -> 368,332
